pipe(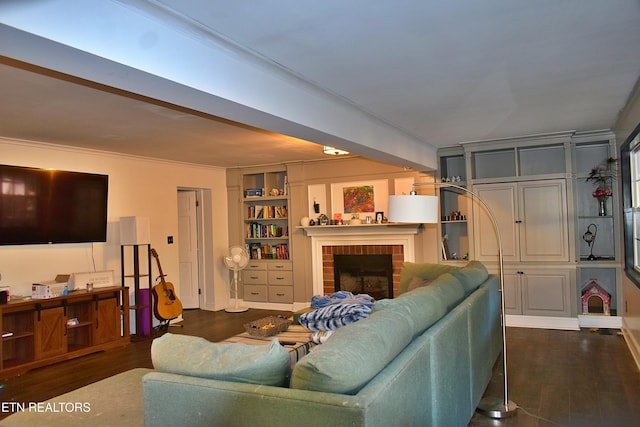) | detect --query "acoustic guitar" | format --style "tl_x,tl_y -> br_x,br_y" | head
151,248 -> 183,320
